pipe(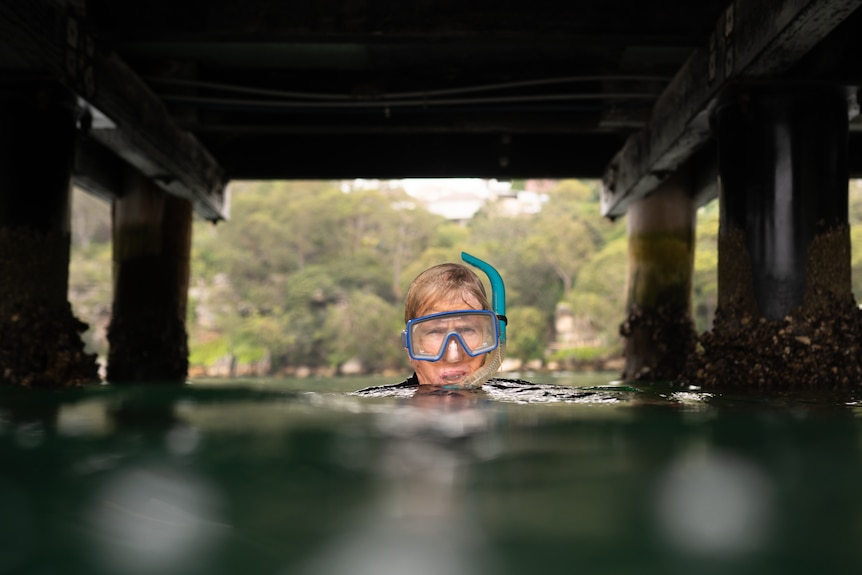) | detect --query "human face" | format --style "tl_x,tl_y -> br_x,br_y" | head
408,292 -> 488,386
404,310 -> 498,361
